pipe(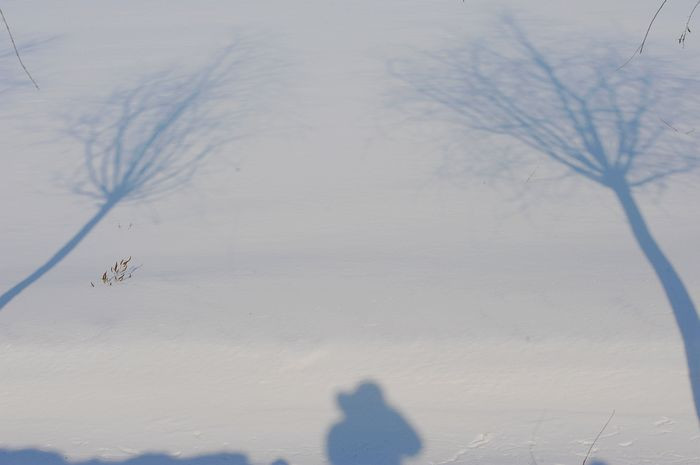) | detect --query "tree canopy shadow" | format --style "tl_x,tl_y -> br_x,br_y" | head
326,381 -> 422,465
0,40 -> 264,311
0,448 -> 288,465
392,17 -> 700,422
